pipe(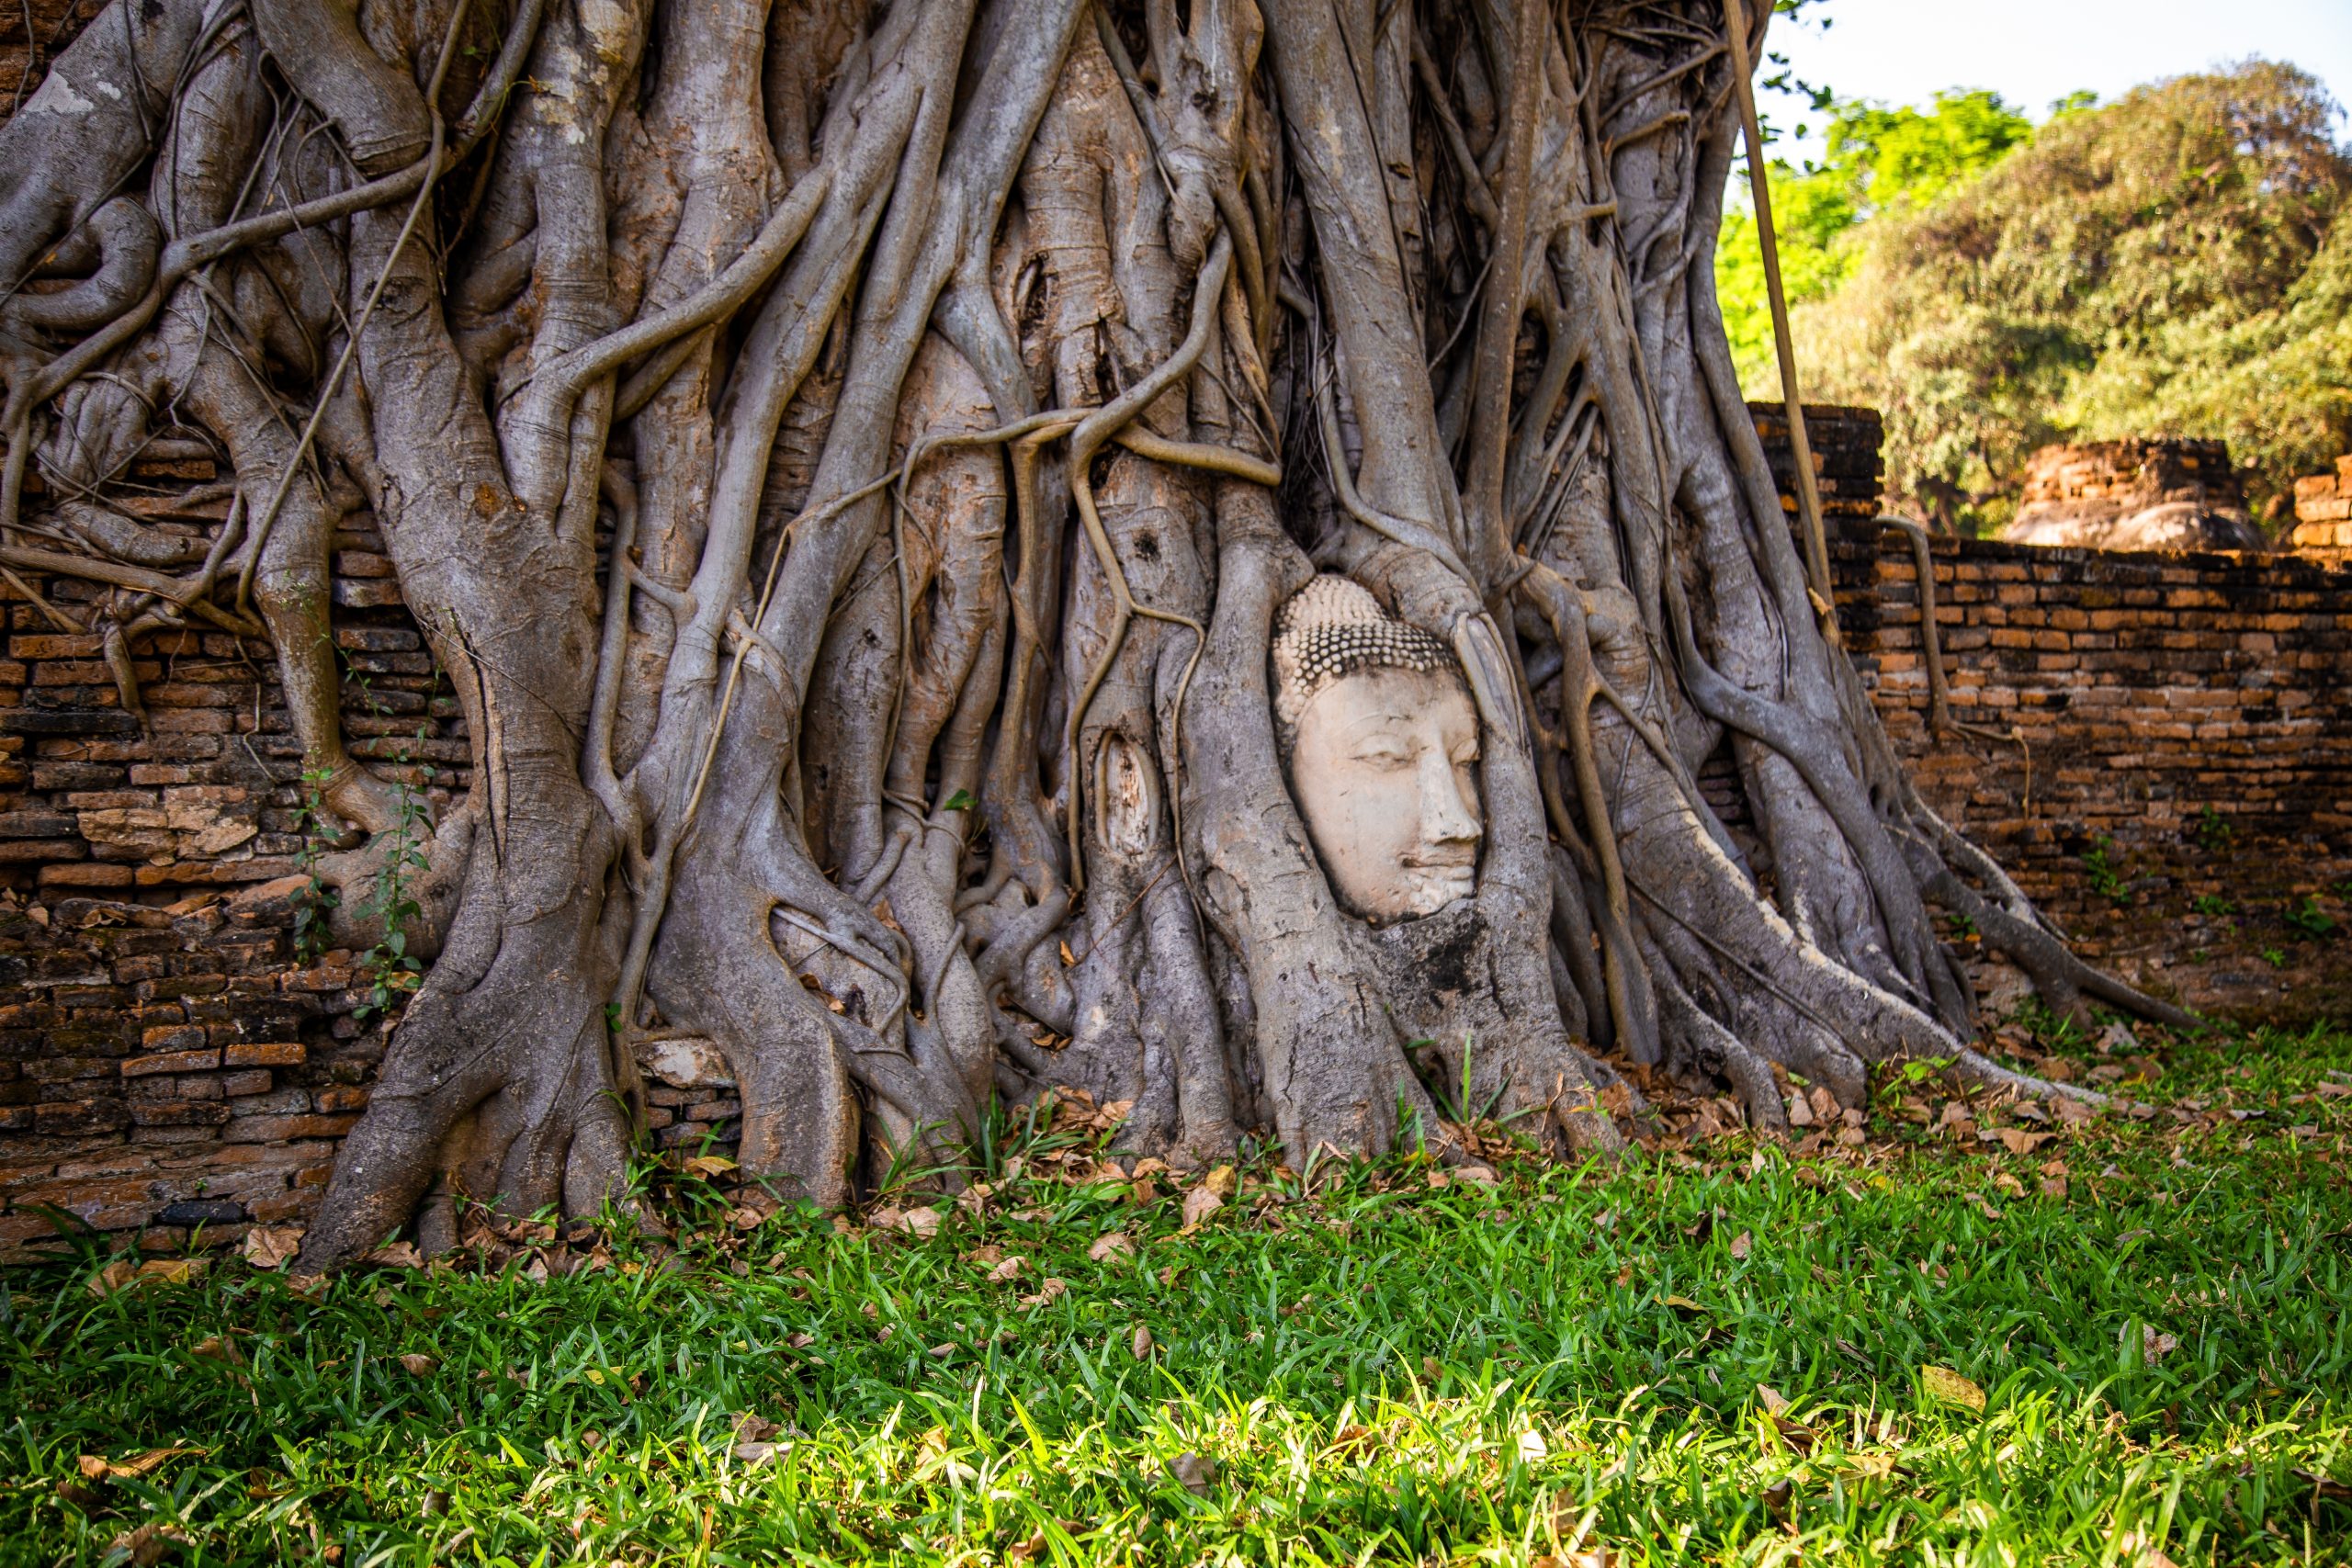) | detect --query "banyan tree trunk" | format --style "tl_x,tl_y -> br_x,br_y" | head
0,0 -> 2191,1270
